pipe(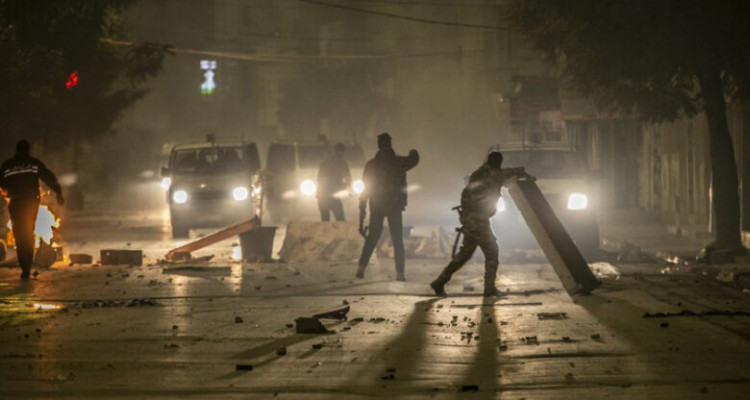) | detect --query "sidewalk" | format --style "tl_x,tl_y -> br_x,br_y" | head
598,208 -> 750,293
598,208 -> 711,260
